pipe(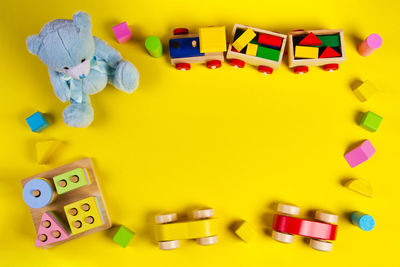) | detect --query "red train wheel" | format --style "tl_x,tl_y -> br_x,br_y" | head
173,28 -> 189,35
206,60 -> 222,69
293,66 -> 309,74
323,64 -> 339,72
175,63 -> 191,71
258,66 -> 273,75
229,59 -> 245,68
